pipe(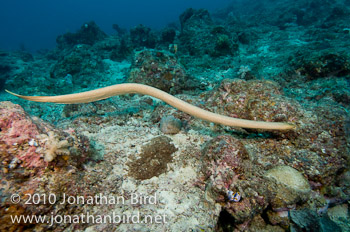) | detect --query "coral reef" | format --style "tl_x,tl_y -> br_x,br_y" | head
49,44 -> 105,93
201,135 -> 273,224
56,21 -> 107,48
161,28 -> 176,45
203,78 -> 299,129
1,0 -> 350,230
179,8 -> 236,56
130,24 -> 157,49
128,49 -> 189,93
294,53 -> 350,80
36,131 -> 70,162
0,102 -> 93,231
